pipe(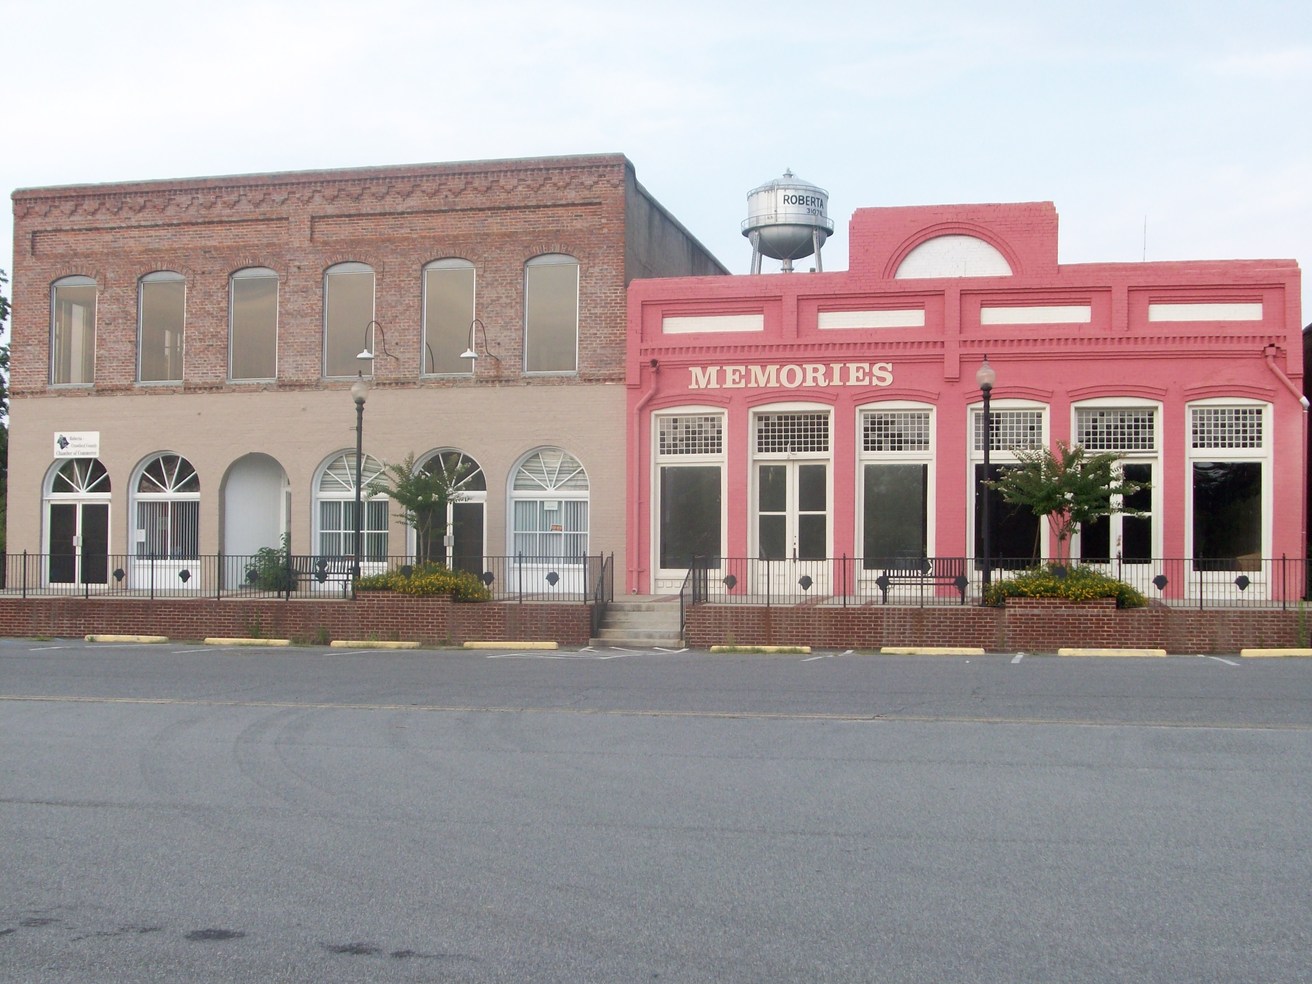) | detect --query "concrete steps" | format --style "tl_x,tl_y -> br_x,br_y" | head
592,596 -> 684,649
